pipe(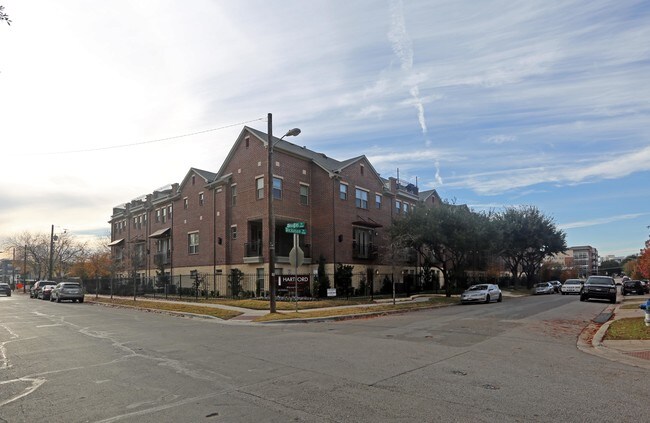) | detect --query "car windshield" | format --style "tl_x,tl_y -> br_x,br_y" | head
586,277 -> 614,285
468,285 -> 488,291
62,284 -> 80,288
534,283 -> 548,288
565,280 -> 580,284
